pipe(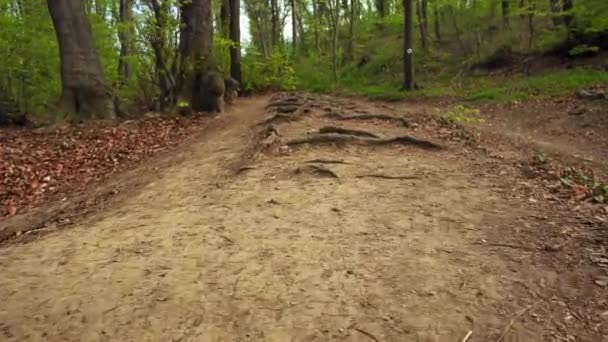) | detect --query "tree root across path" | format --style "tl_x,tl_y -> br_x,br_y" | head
326,111 -> 411,128
294,164 -> 339,178
286,132 -> 443,151
318,125 -> 381,138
